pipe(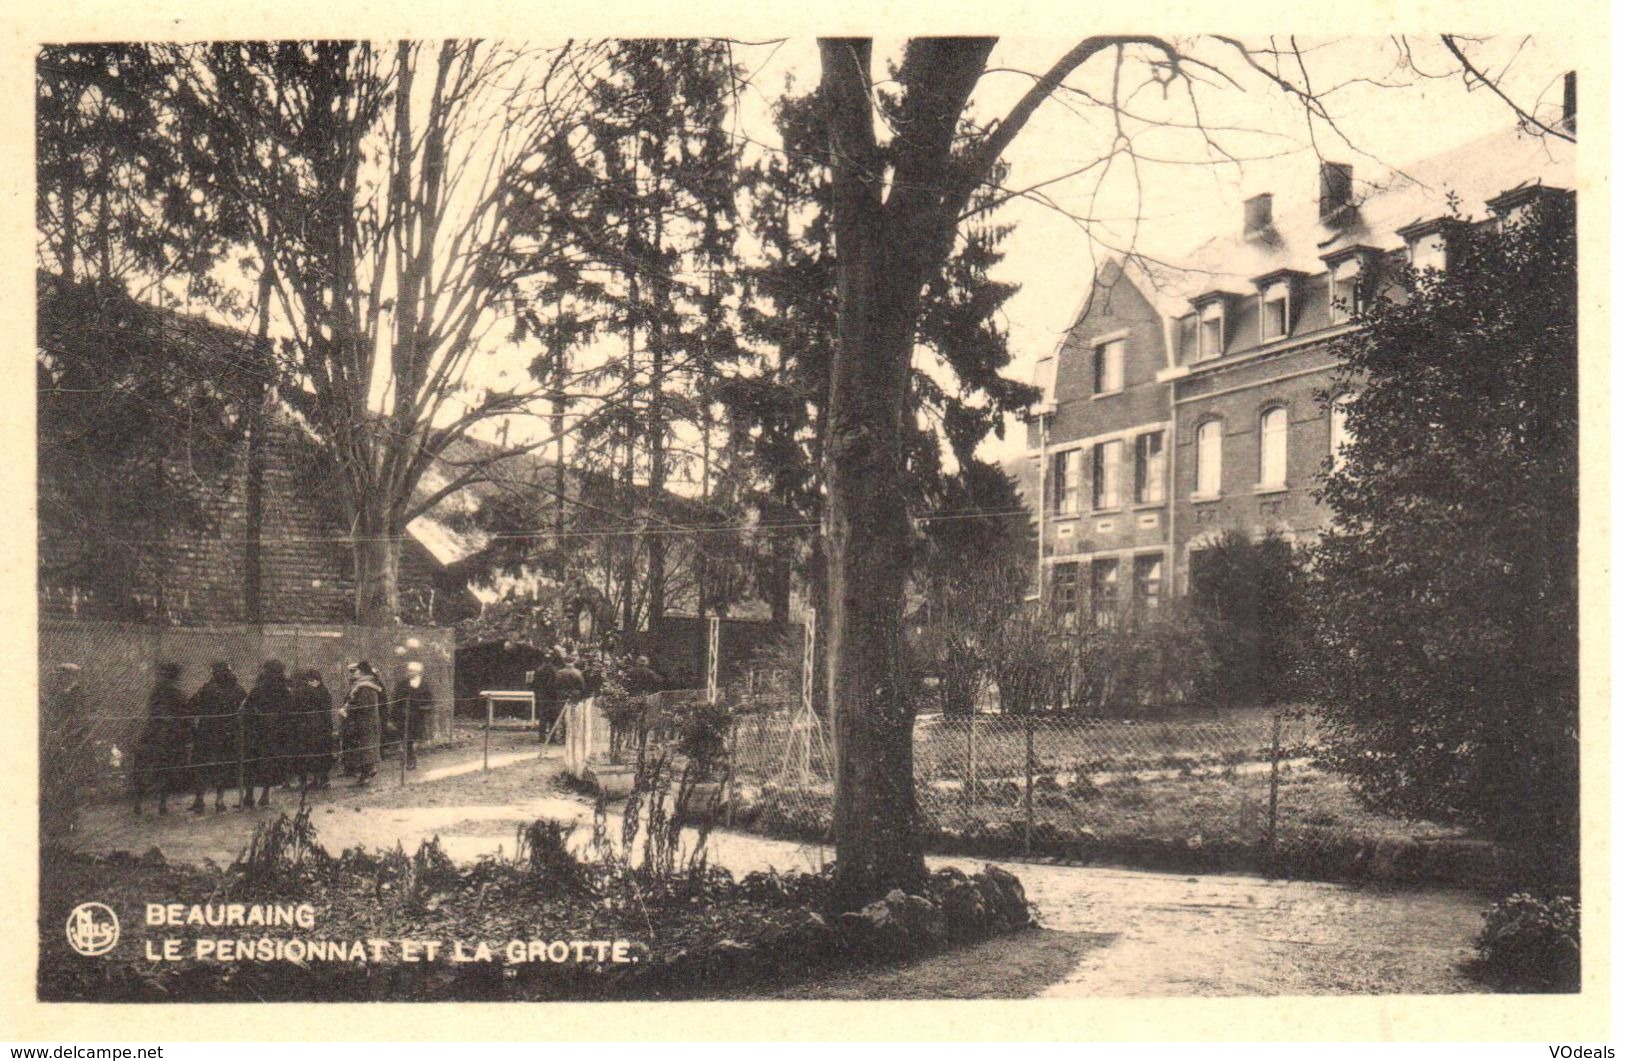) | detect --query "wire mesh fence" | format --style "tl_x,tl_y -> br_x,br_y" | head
723,704 -> 1472,879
